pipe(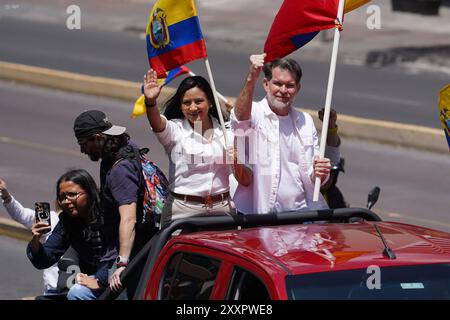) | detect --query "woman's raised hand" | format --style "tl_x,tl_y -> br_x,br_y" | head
143,69 -> 163,105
